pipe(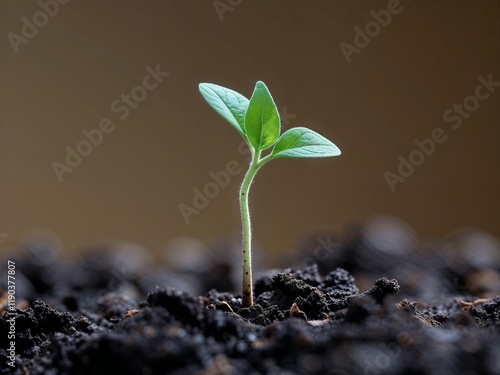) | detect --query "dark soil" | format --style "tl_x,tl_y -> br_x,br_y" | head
1,221 -> 500,374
